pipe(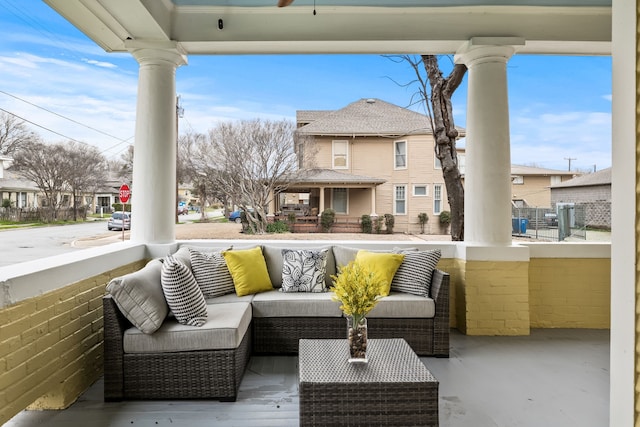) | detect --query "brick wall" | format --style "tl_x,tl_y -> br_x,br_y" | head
459,260 -> 531,335
551,185 -> 611,228
0,260 -> 146,425
528,258 -> 610,328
